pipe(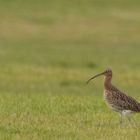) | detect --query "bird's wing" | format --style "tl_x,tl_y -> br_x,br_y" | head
112,90 -> 140,112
